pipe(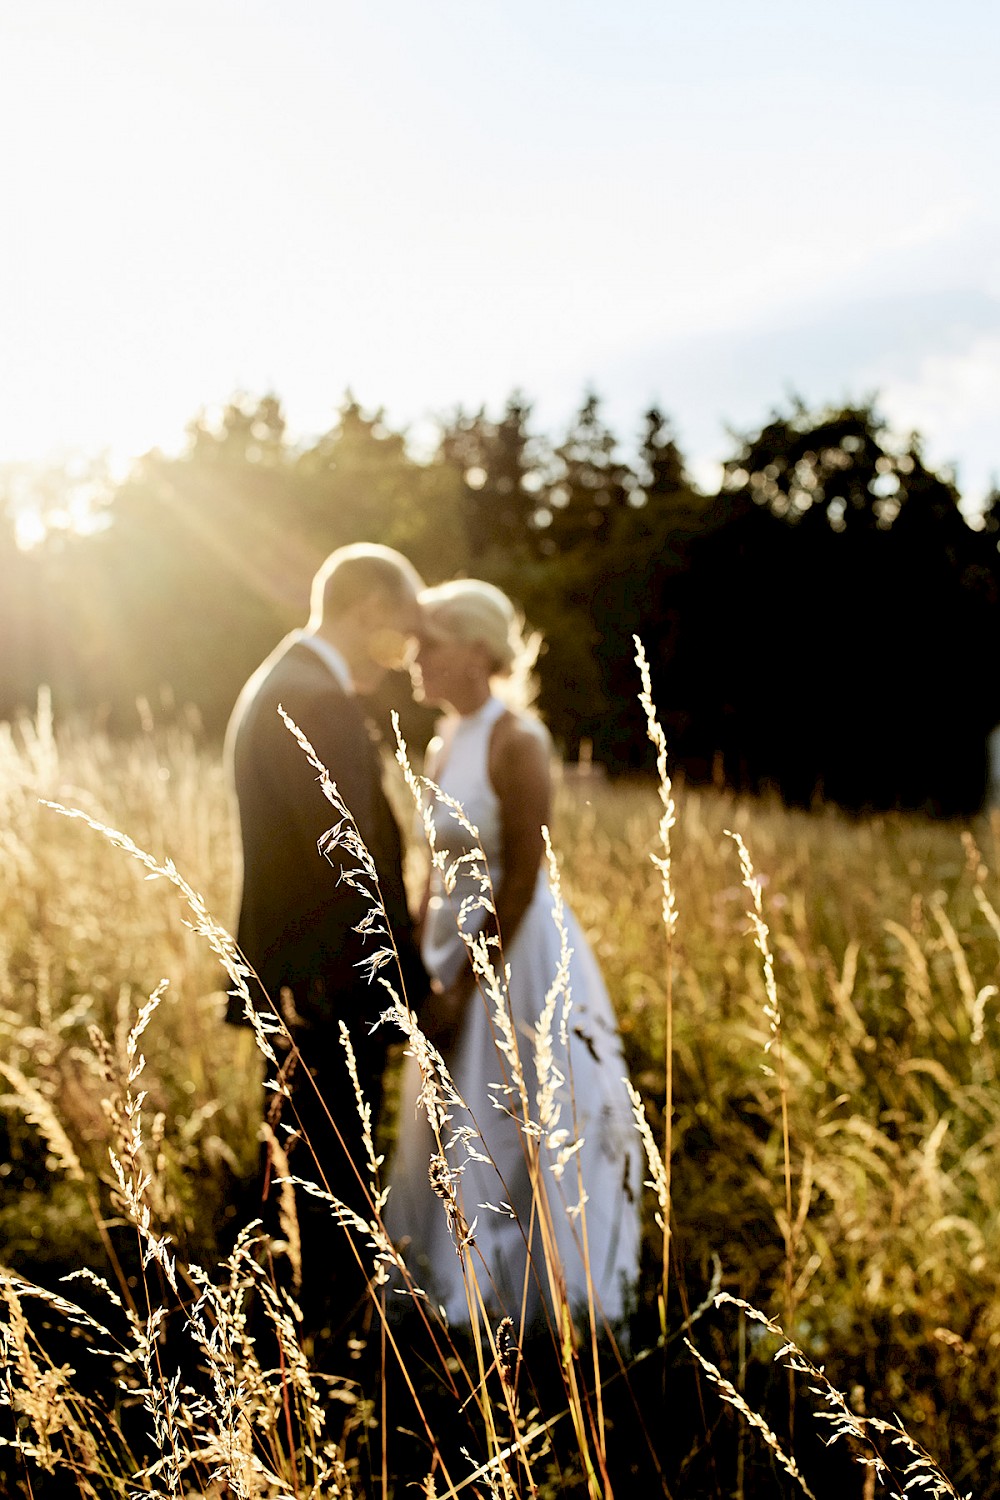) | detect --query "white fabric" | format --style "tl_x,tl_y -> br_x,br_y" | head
386,696 -> 641,1331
